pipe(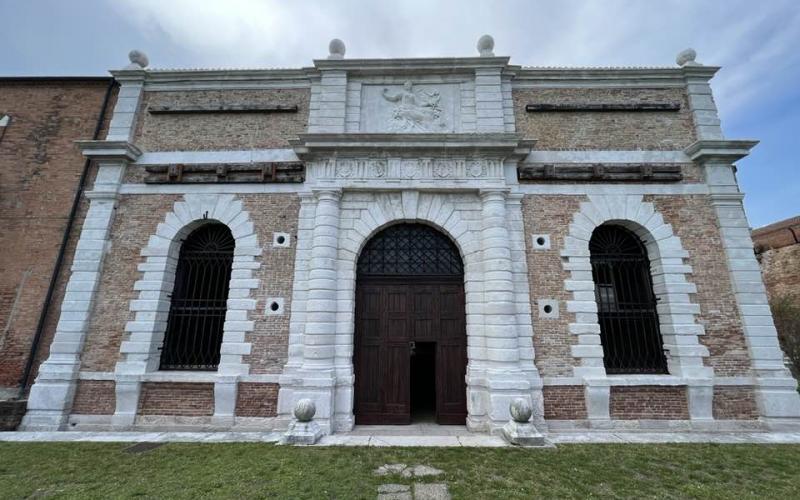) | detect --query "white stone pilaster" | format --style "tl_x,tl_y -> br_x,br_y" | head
478,189 -> 538,431
688,140 -> 800,428
277,189 -> 341,434
22,142 -> 140,430
474,68 -> 505,133
308,71 -> 347,133
683,66 -> 724,140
